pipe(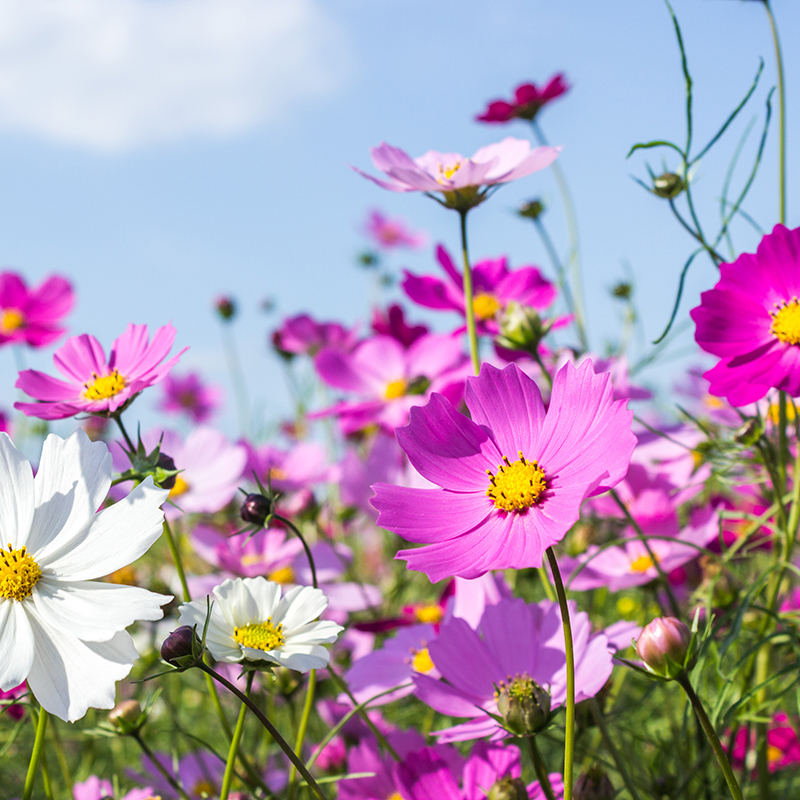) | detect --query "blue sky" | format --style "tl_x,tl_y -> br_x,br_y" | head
0,0 -> 796,440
